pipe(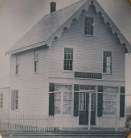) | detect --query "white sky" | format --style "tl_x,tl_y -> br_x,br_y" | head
0,0 -> 131,105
